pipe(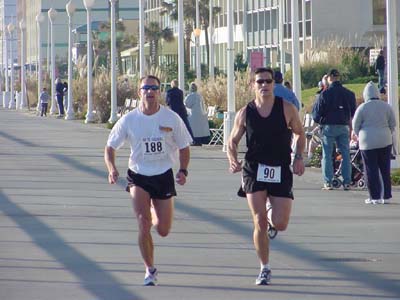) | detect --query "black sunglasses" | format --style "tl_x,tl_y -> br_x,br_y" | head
255,79 -> 274,84
141,85 -> 160,91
